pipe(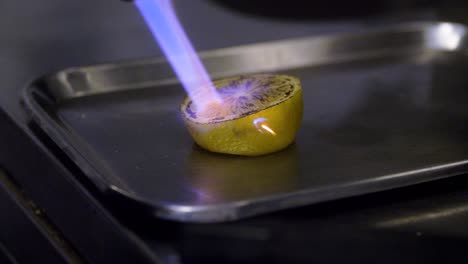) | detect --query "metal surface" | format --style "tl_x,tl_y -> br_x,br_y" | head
22,22 -> 468,222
